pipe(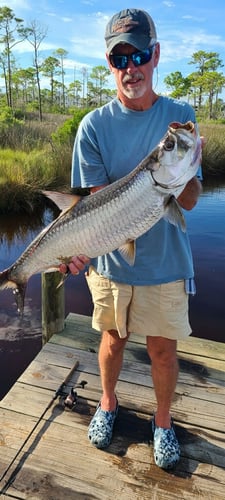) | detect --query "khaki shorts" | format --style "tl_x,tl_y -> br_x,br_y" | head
86,266 -> 192,340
